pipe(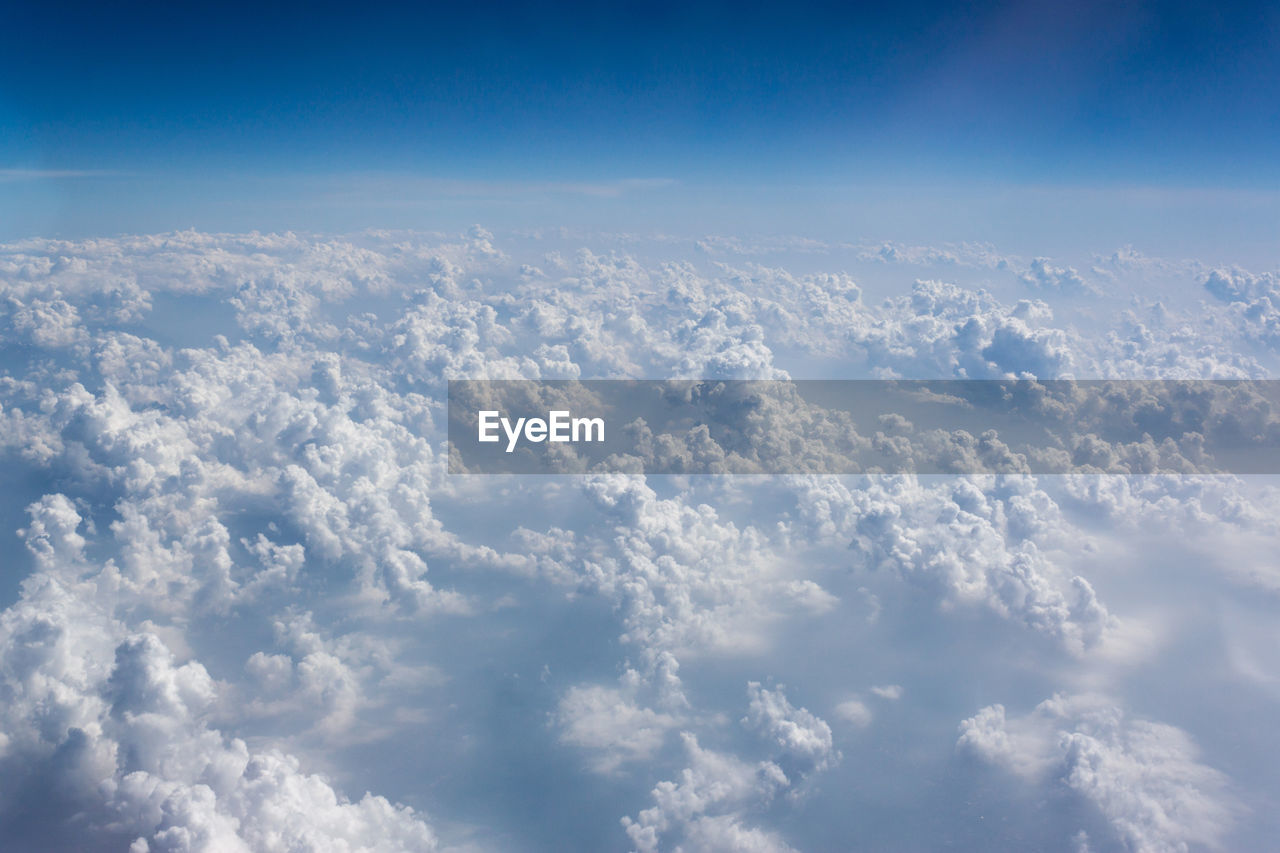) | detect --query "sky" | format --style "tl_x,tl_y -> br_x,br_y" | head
2,0 -> 1279,246
2,4 -> 1280,853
